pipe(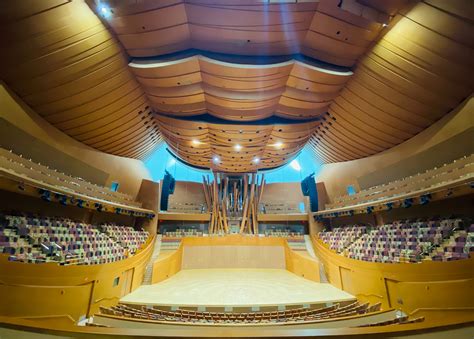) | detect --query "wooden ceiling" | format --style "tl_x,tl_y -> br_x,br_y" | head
0,0 -> 472,172
0,0 -> 161,160
308,0 -> 474,162
98,0 -> 391,67
129,55 -> 352,121
156,115 -> 319,172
